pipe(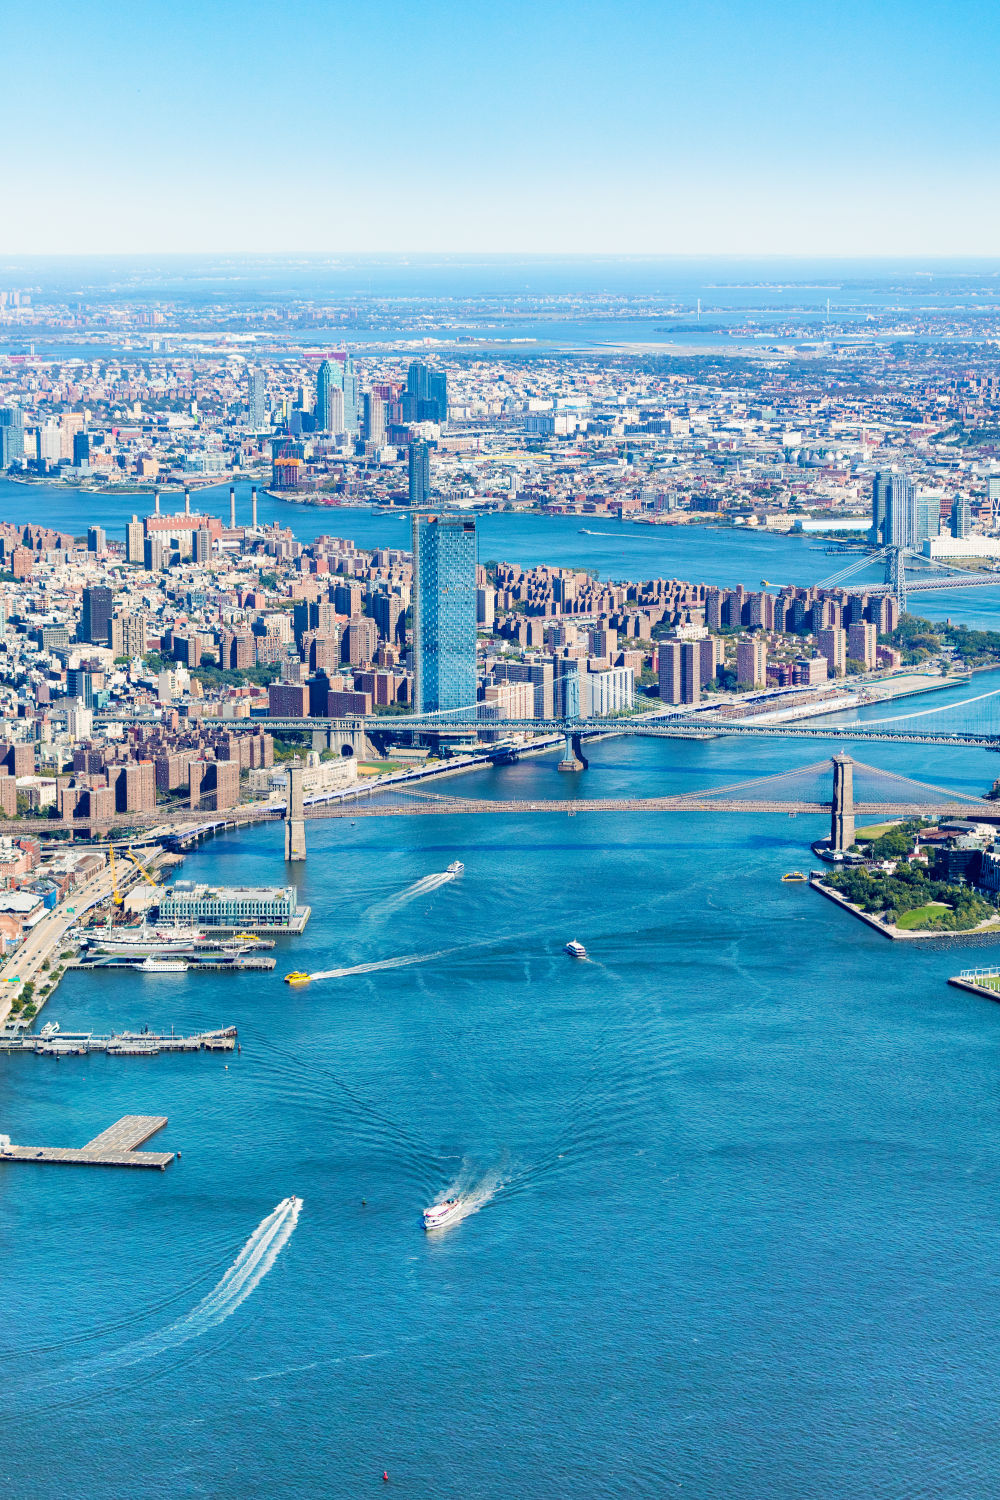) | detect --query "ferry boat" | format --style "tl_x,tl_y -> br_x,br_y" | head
781,871 -> 808,883
284,971 -> 312,986
564,939 -> 587,958
139,957 -> 188,973
423,1198 -> 461,1230
446,861 -> 465,875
